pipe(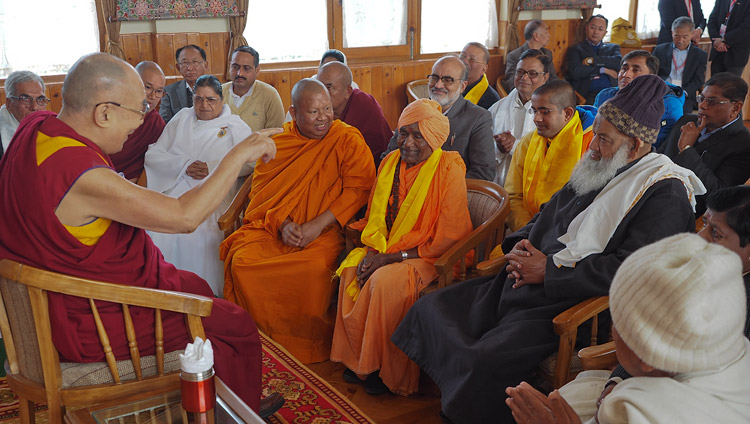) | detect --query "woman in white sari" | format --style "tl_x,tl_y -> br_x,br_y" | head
145,75 -> 253,296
